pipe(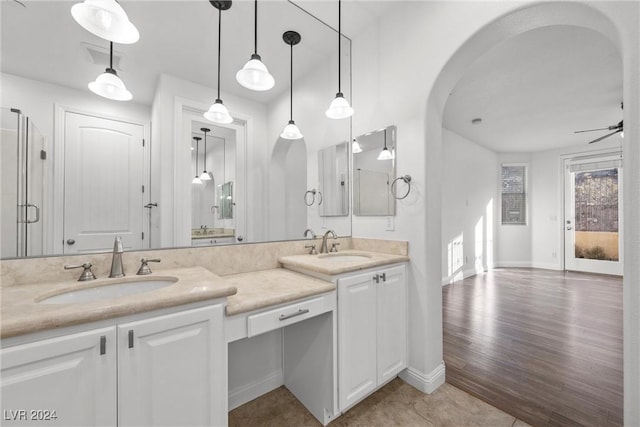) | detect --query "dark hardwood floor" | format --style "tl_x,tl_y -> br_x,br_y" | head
443,268 -> 623,427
